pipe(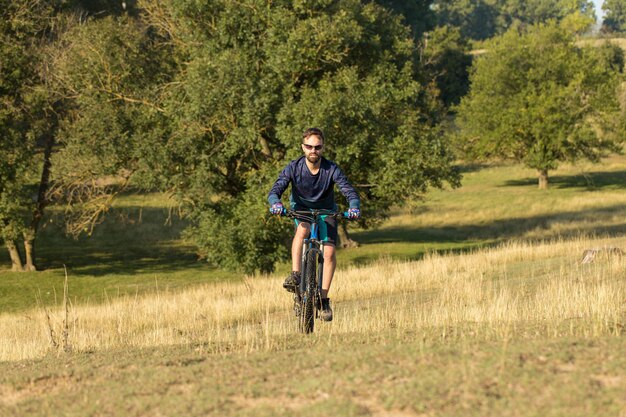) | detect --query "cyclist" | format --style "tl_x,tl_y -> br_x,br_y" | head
268,127 -> 361,321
